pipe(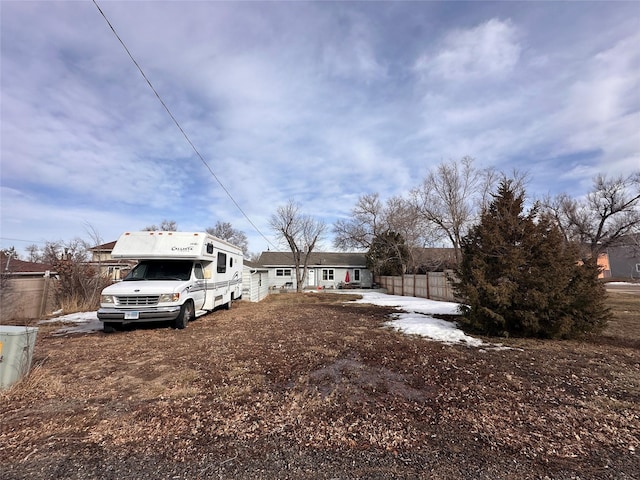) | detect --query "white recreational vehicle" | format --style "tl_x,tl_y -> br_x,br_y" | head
97,231 -> 243,331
